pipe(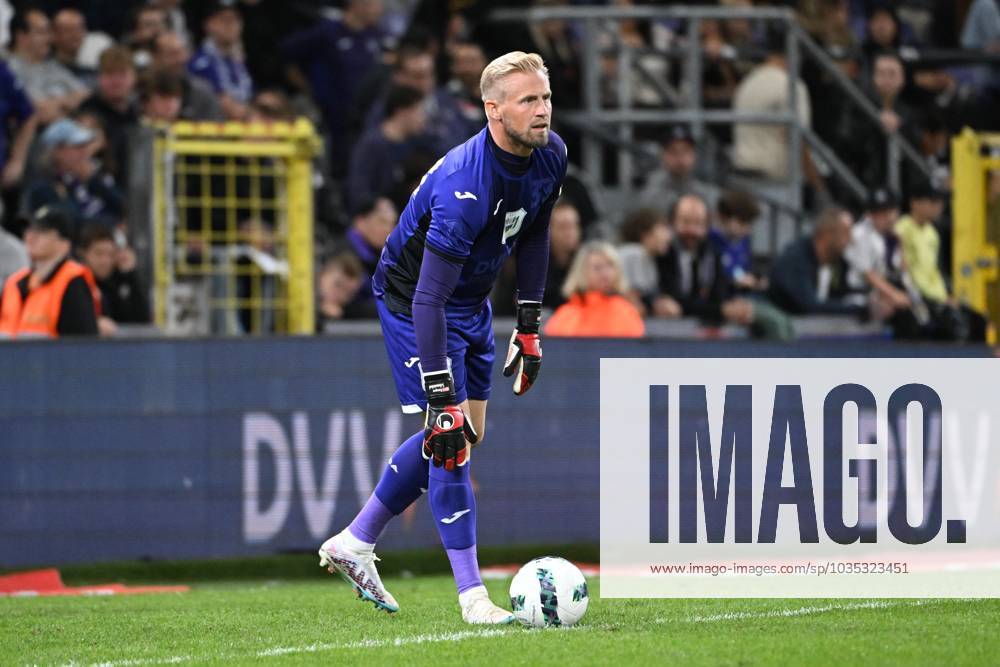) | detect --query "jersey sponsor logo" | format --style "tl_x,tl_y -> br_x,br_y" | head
440,508 -> 471,524
502,208 -> 527,244
404,356 -> 420,368
454,191 -> 478,201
